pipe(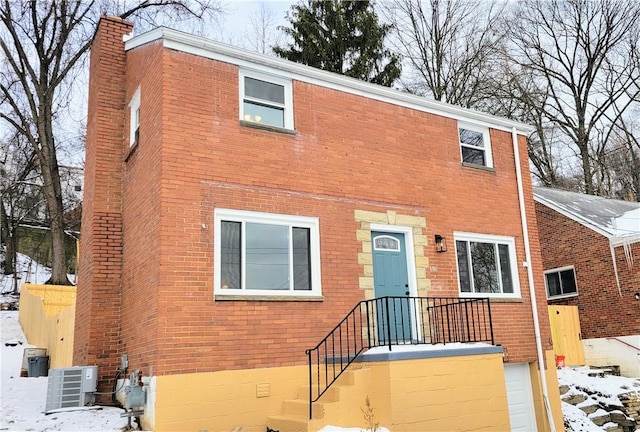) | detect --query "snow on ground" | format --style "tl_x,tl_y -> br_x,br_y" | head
1,252 -> 52,295
561,402 -> 604,432
2,254 -> 639,431
558,366 -> 640,431
1,310 -> 135,432
0,252 -> 76,301
558,366 -> 640,407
